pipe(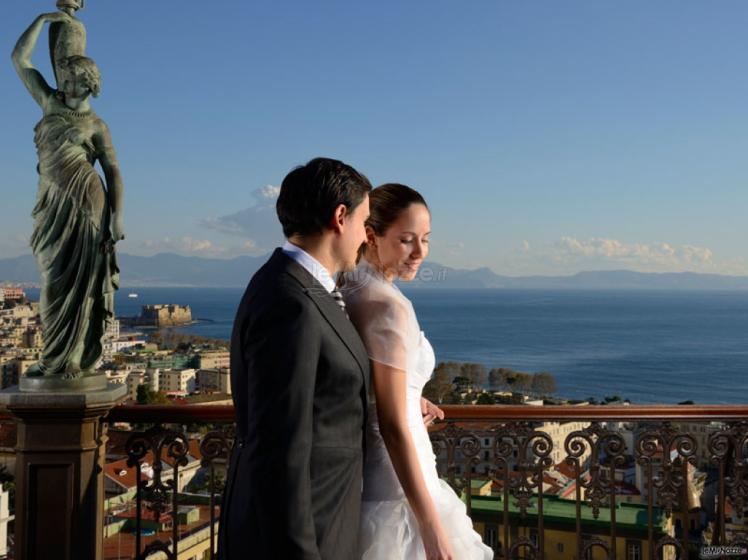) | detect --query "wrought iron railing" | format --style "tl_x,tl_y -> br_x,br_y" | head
429,405 -> 748,560
97,404 -> 748,559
